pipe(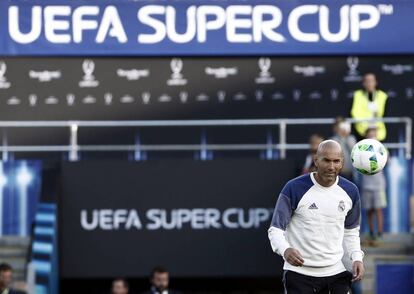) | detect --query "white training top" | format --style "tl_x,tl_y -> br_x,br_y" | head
268,172 -> 364,277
